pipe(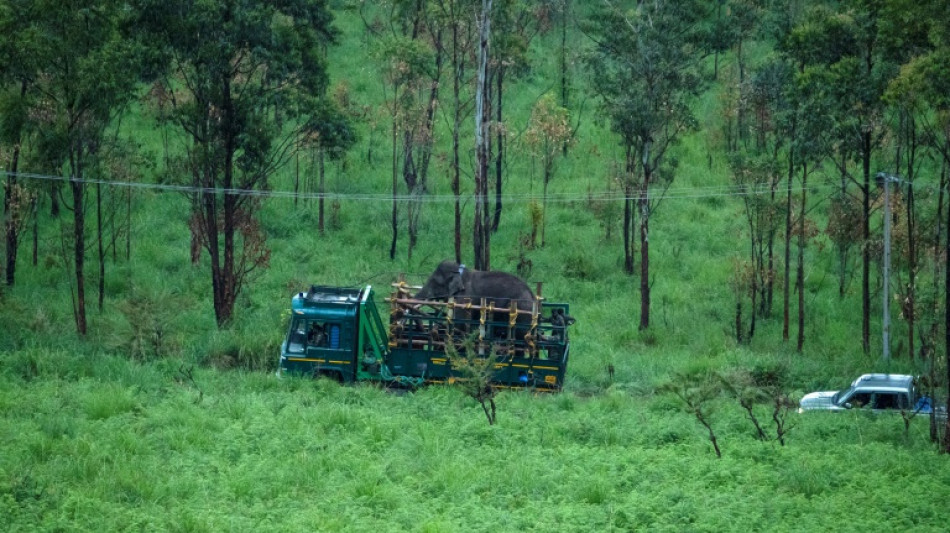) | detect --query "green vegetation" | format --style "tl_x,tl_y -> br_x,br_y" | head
1,350 -> 946,531
3,0 -> 950,530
